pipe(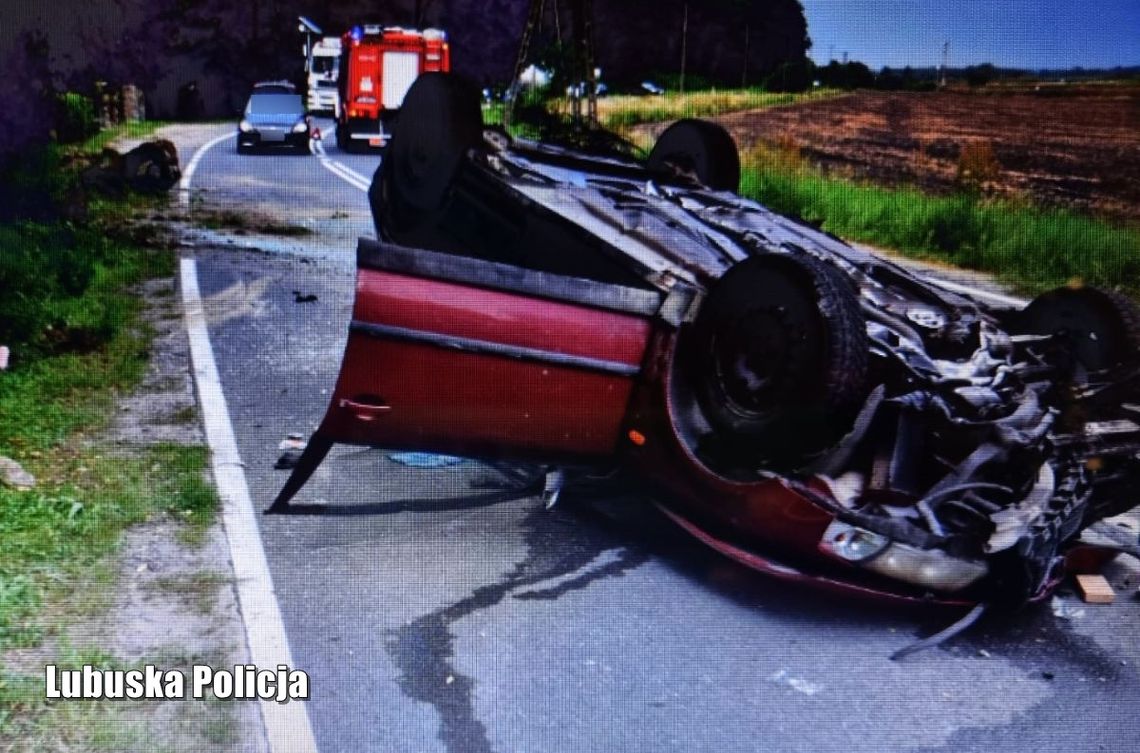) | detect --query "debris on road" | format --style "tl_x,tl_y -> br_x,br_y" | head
0,456 -> 35,490
1051,597 -> 1086,620
293,291 -> 319,303
0,345 -> 9,370
388,452 -> 466,468
1075,574 -> 1116,604
275,433 -> 308,469
768,669 -> 824,696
